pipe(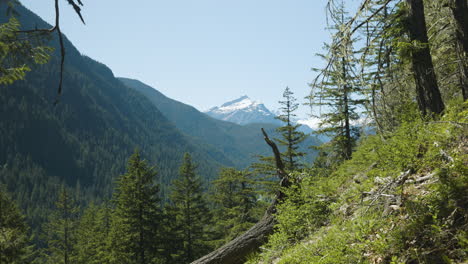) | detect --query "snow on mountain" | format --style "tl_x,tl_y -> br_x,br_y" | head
297,118 -> 322,130
205,96 -> 280,125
